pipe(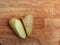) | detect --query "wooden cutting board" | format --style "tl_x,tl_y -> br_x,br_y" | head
0,0 -> 60,45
